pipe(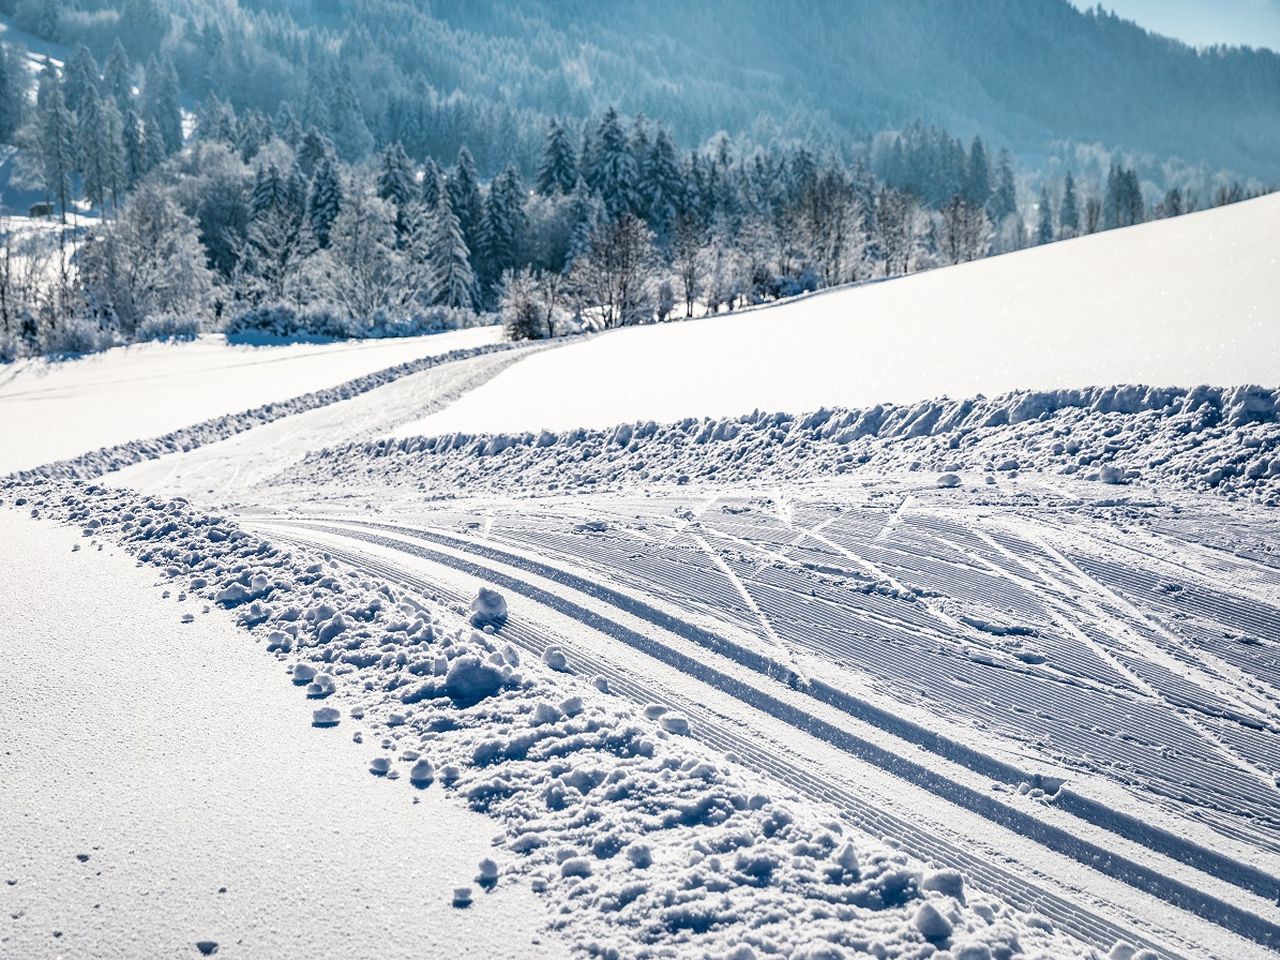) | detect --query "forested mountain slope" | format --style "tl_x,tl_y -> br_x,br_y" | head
13,0 -> 1280,179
